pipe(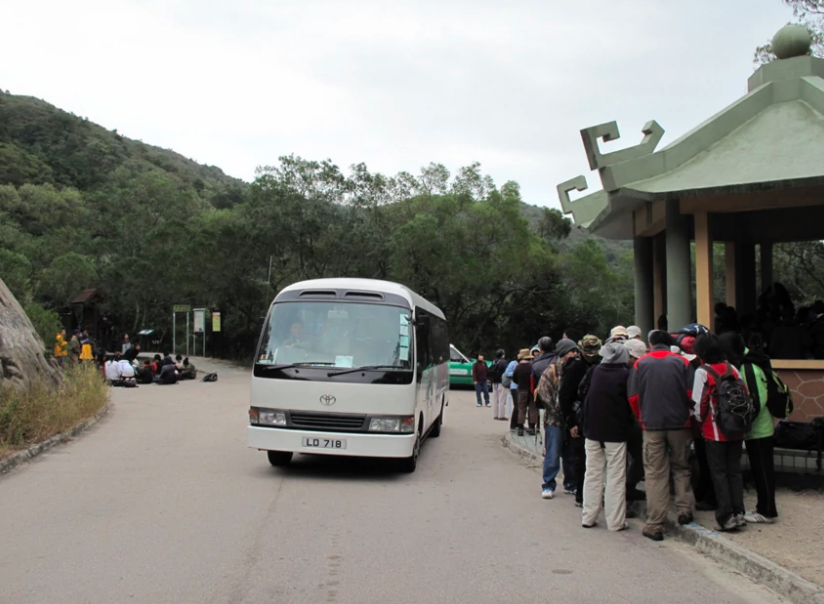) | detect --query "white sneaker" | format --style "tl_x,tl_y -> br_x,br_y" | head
541,488 -> 555,500
743,510 -> 775,524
